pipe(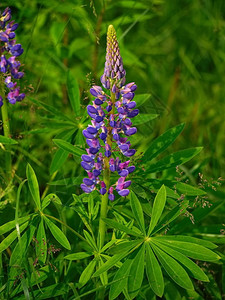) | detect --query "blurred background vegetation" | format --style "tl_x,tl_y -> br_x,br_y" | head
1,0 -> 224,191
